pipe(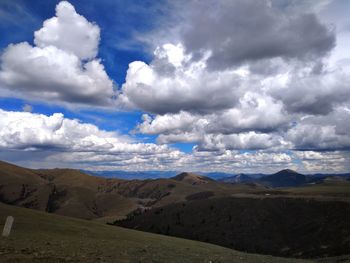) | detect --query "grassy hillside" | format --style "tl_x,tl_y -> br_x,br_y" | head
0,202 -> 311,263
283,181 -> 350,197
